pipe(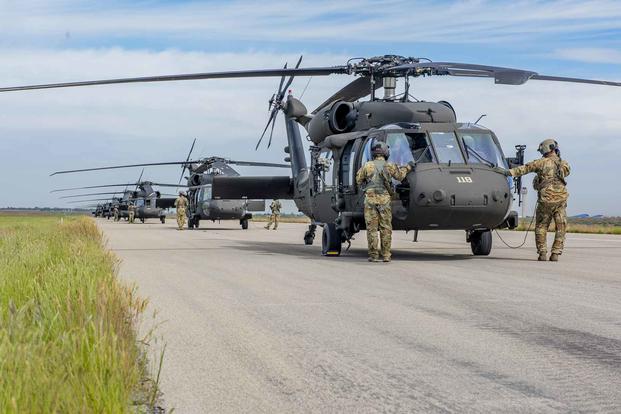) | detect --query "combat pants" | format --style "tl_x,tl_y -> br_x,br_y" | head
364,200 -> 392,260
113,212 -> 119,222
128,211 -> 135,224
535,201 -> 567,255
265,214 -> 279,230
177,207 -> 186,230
